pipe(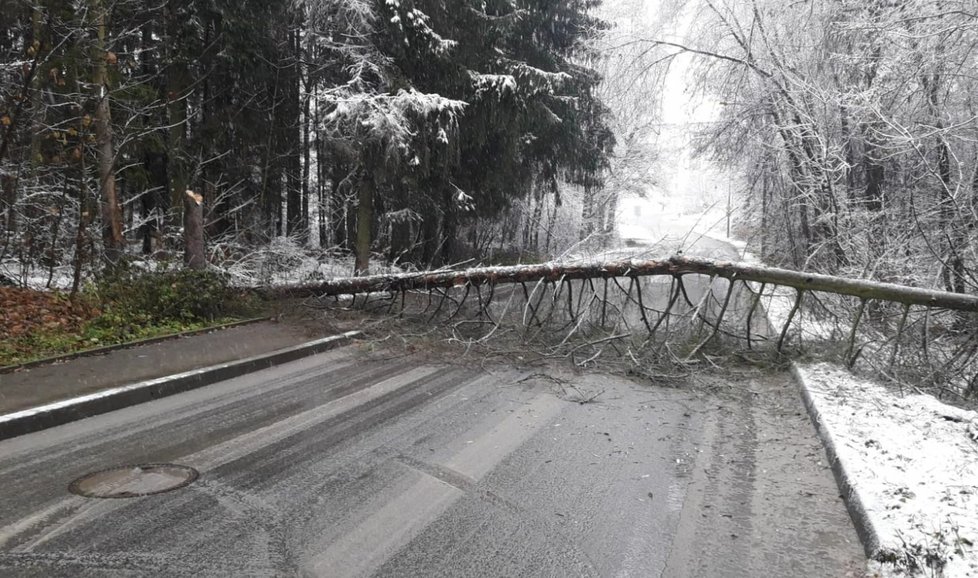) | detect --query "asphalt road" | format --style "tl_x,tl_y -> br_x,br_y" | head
0,340 -> 864,577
